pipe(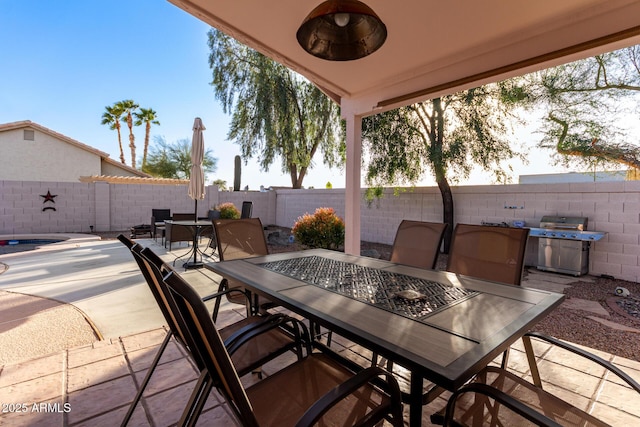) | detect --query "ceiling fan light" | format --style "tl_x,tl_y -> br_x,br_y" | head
334,12 -> 350,27
296,0 -> 387,61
